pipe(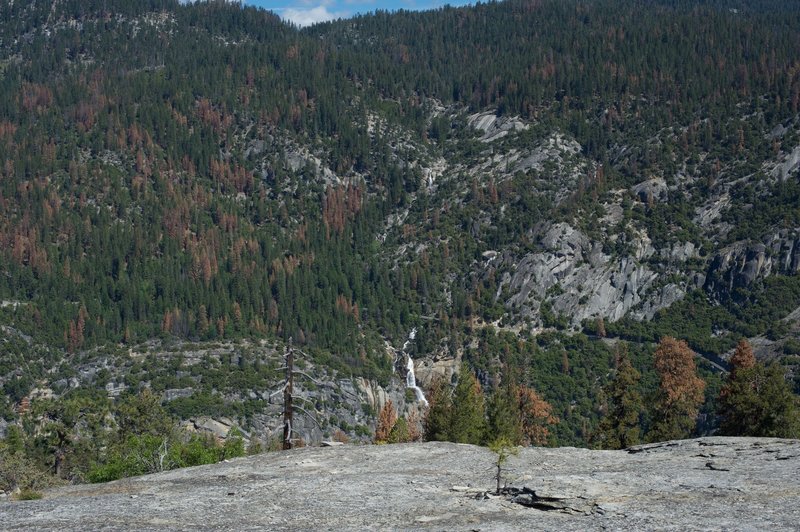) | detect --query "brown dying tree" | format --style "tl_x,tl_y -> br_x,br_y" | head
648,336 -> 706,442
